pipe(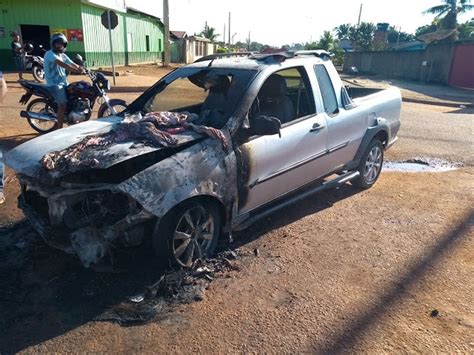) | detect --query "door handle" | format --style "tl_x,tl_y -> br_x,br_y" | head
310,123 -> 325,132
